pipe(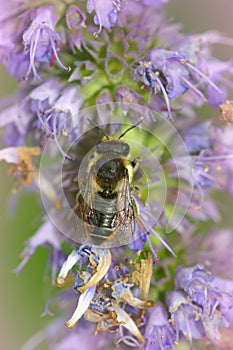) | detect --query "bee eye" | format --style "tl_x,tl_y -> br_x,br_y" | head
122,143 -> 130,155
